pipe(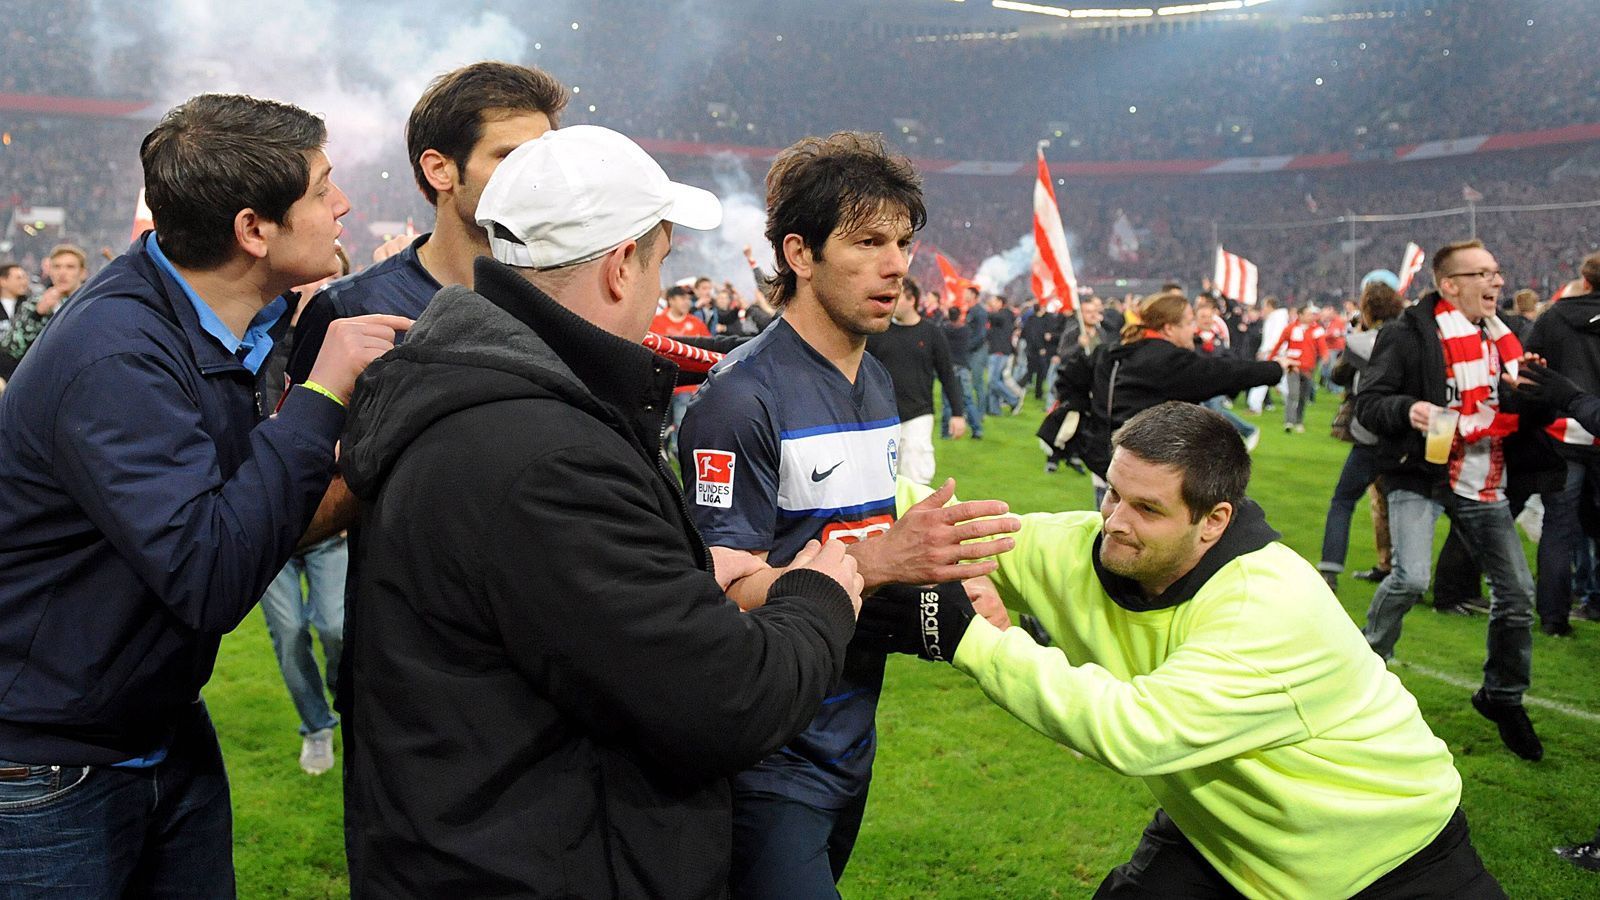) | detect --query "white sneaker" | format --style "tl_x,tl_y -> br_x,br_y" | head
1242,430 -> 1260,453
300,728 -> 335,776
